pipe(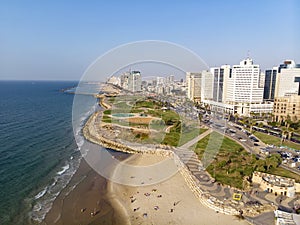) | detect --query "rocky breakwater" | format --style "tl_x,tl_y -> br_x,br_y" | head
83,111 -> 174,157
